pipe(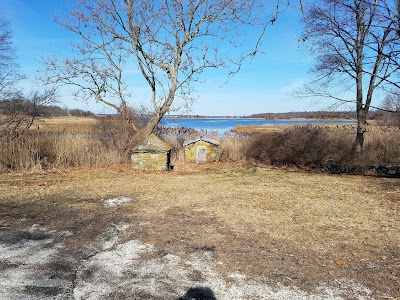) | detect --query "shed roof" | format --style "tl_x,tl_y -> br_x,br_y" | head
133,134 -> 171,152
183,137 -> 220,147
